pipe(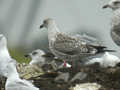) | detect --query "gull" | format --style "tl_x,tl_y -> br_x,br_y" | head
24,49 -> 50,66
5,60 -> 39,90
24,49 -> 71,70
39,18 -> 115,66
103,0 -> 120,46
0,34 -> 16,76
0,34 -> 39,90
24,49 -> 57,68
86,52 -> 120,68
